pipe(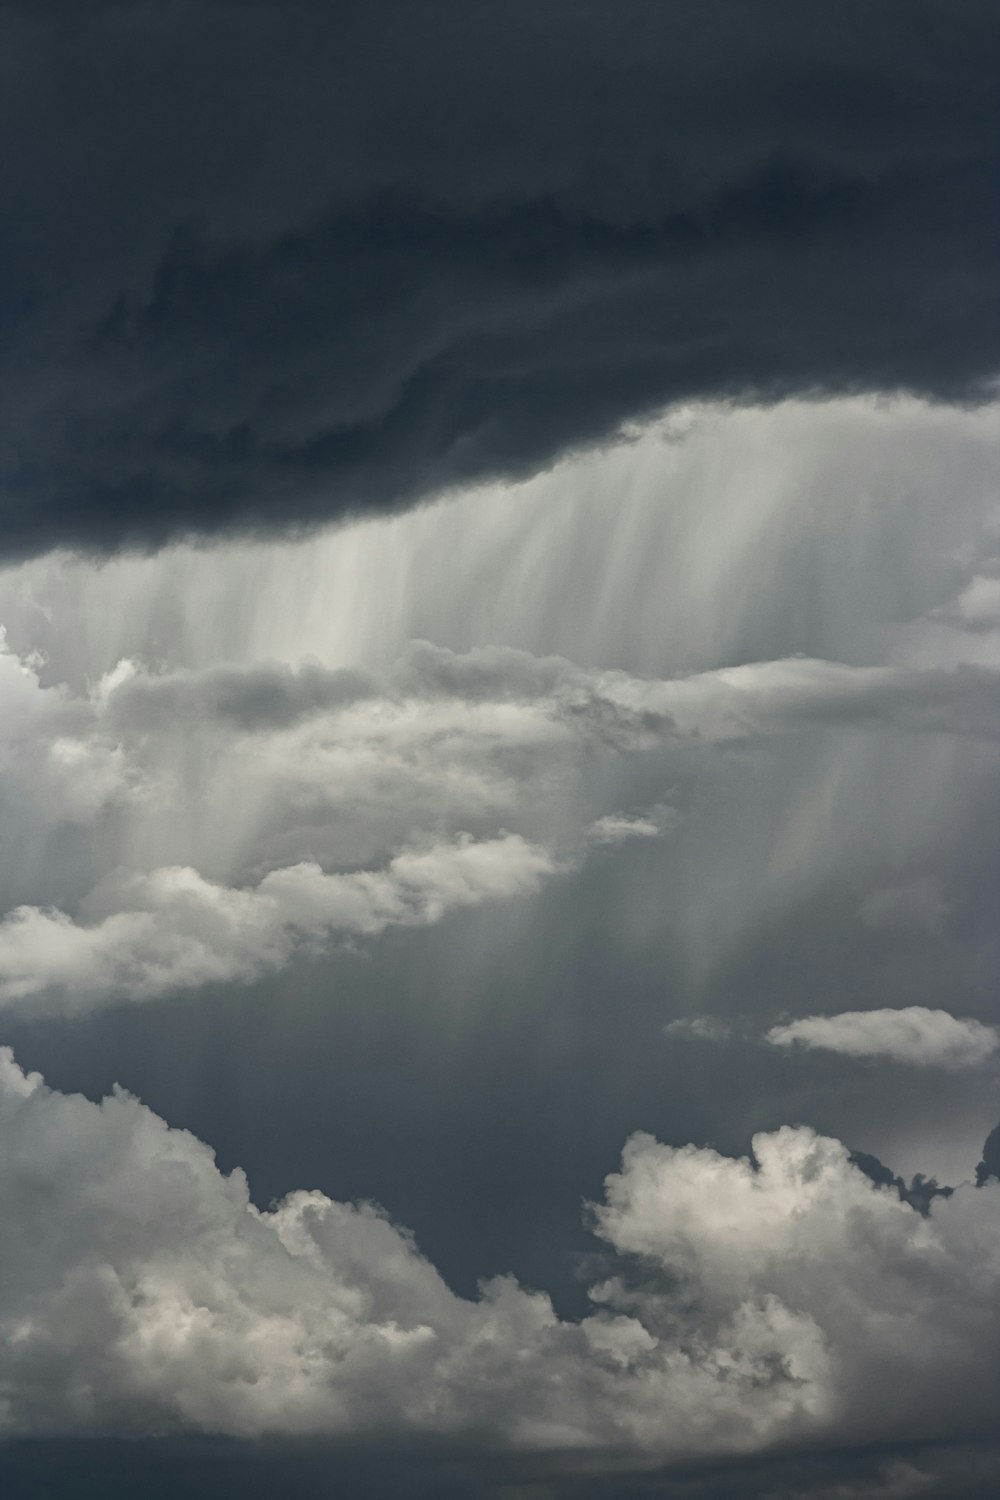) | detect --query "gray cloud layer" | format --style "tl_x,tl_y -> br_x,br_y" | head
2,629 -> 999,1016
0,2 -> 998,559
